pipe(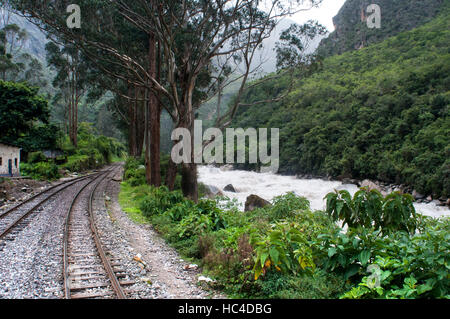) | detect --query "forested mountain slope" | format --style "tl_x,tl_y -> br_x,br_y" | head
232,8 -> 450,198
318,0 -> 445,57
